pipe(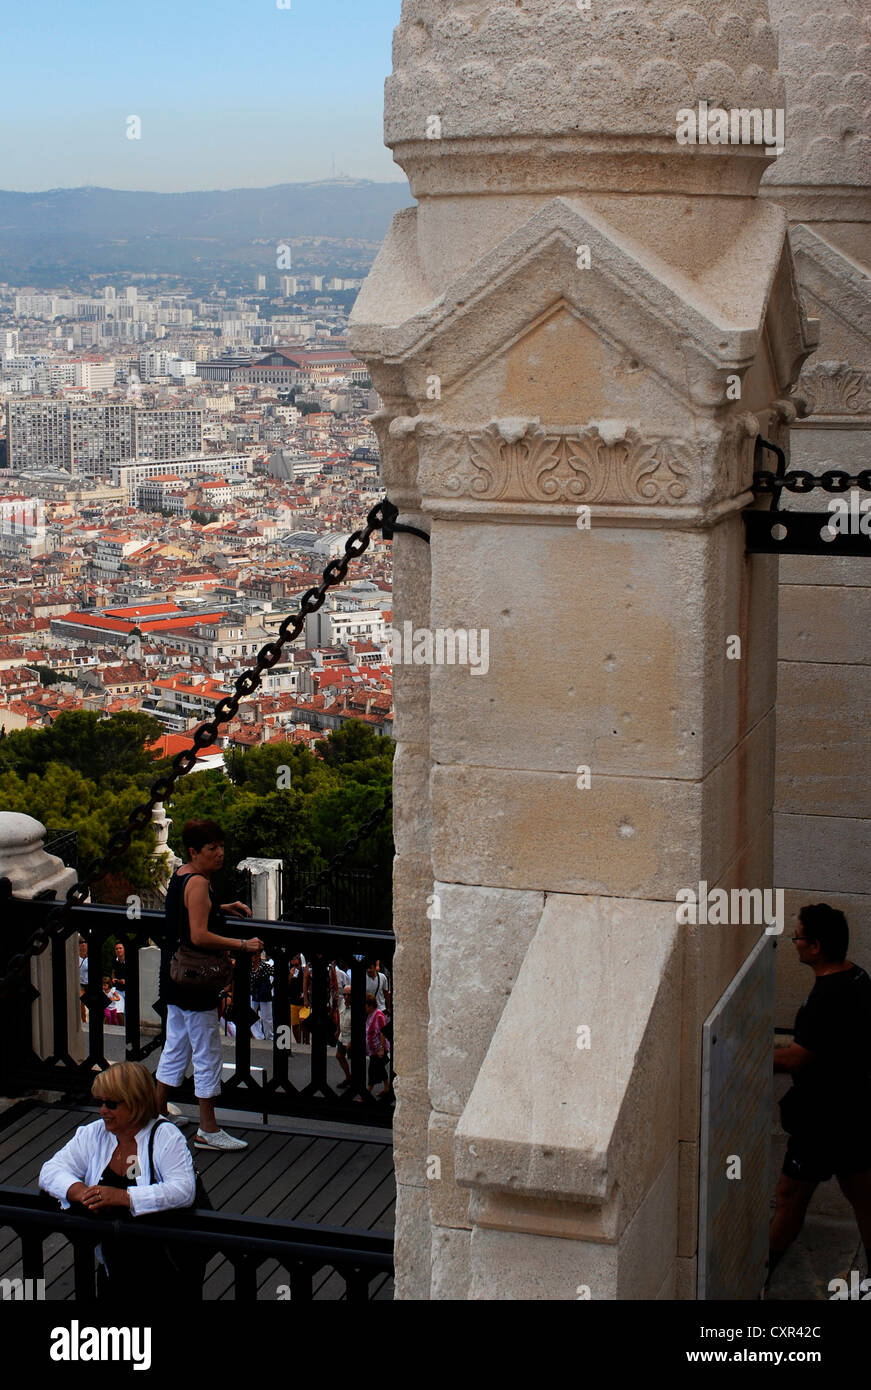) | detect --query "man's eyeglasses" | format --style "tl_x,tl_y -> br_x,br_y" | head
790,933 -> 807,943
95,1098 -> 120,1110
